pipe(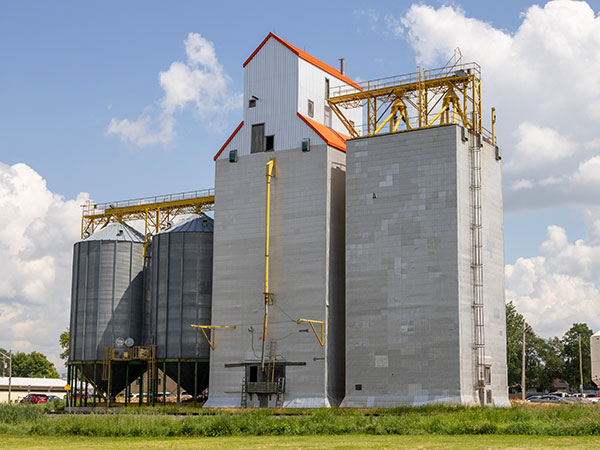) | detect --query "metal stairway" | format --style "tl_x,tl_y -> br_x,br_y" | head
275,377 -> 285,408
241,376 -> 248,408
